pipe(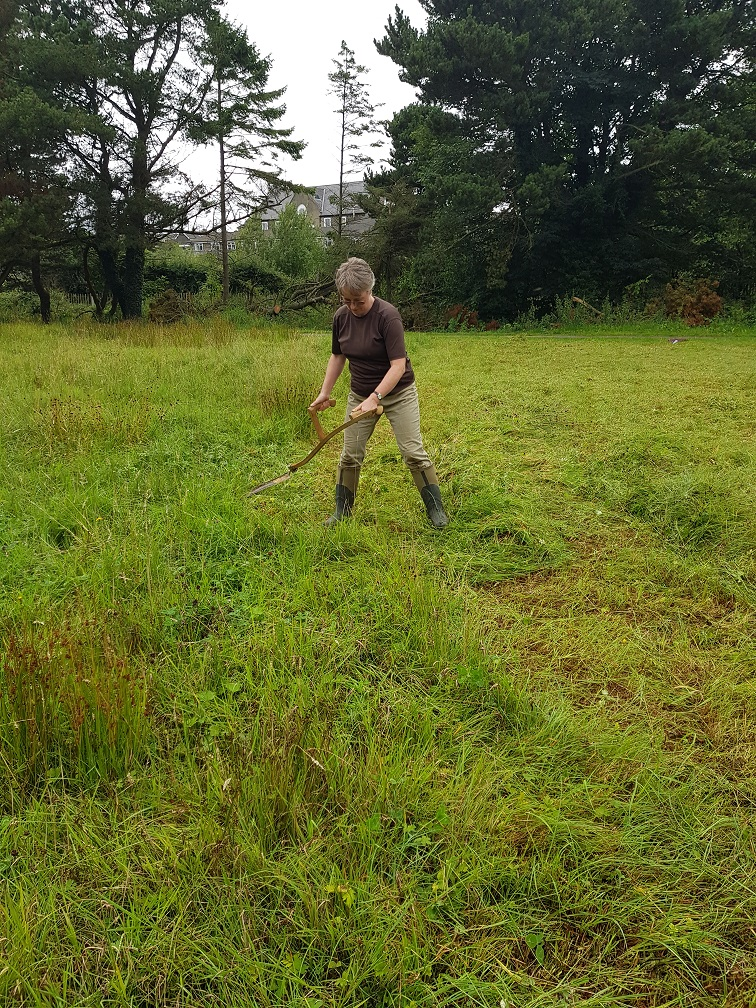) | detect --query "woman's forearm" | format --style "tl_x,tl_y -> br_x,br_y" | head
320,354 -> 346,396
374,359 -> 407,398
342,357 -> 407,417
